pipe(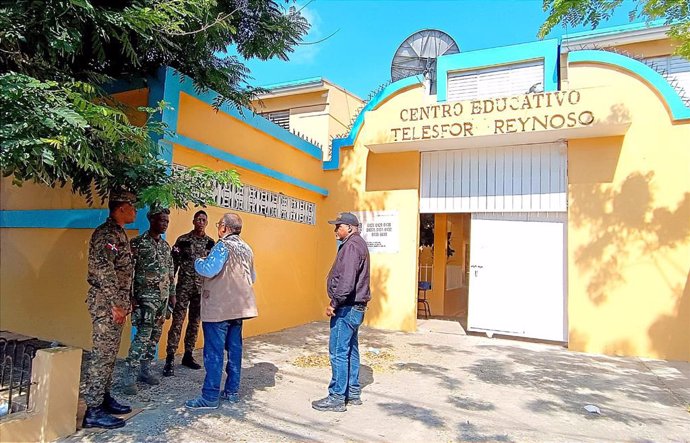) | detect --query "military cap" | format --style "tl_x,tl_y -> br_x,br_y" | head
109,189 -> 137,205
147,205 -> 171,219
